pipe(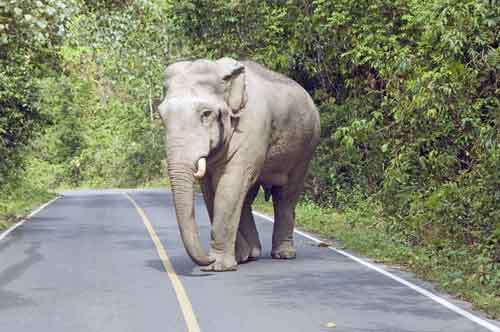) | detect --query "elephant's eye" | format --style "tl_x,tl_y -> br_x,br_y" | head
201,109 -> 214,122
